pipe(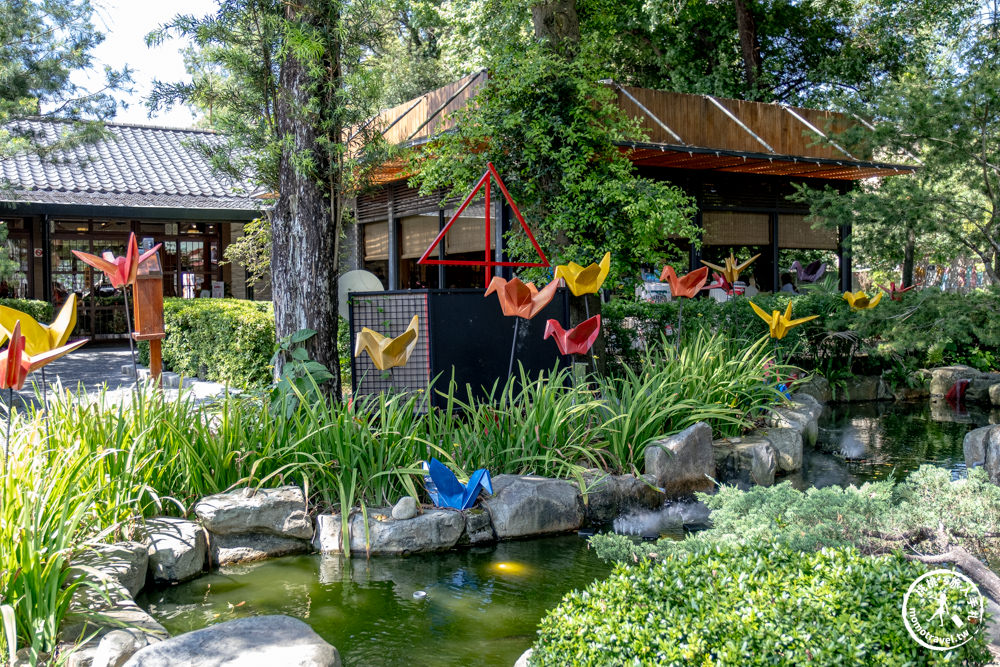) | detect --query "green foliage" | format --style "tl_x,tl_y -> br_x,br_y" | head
532,540 -> 990,666
0,298 -> 53,324
270,328 -> 335,414
410,38 -> 697,286
605,289 -> 1000,381
138,298 -> 276,387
